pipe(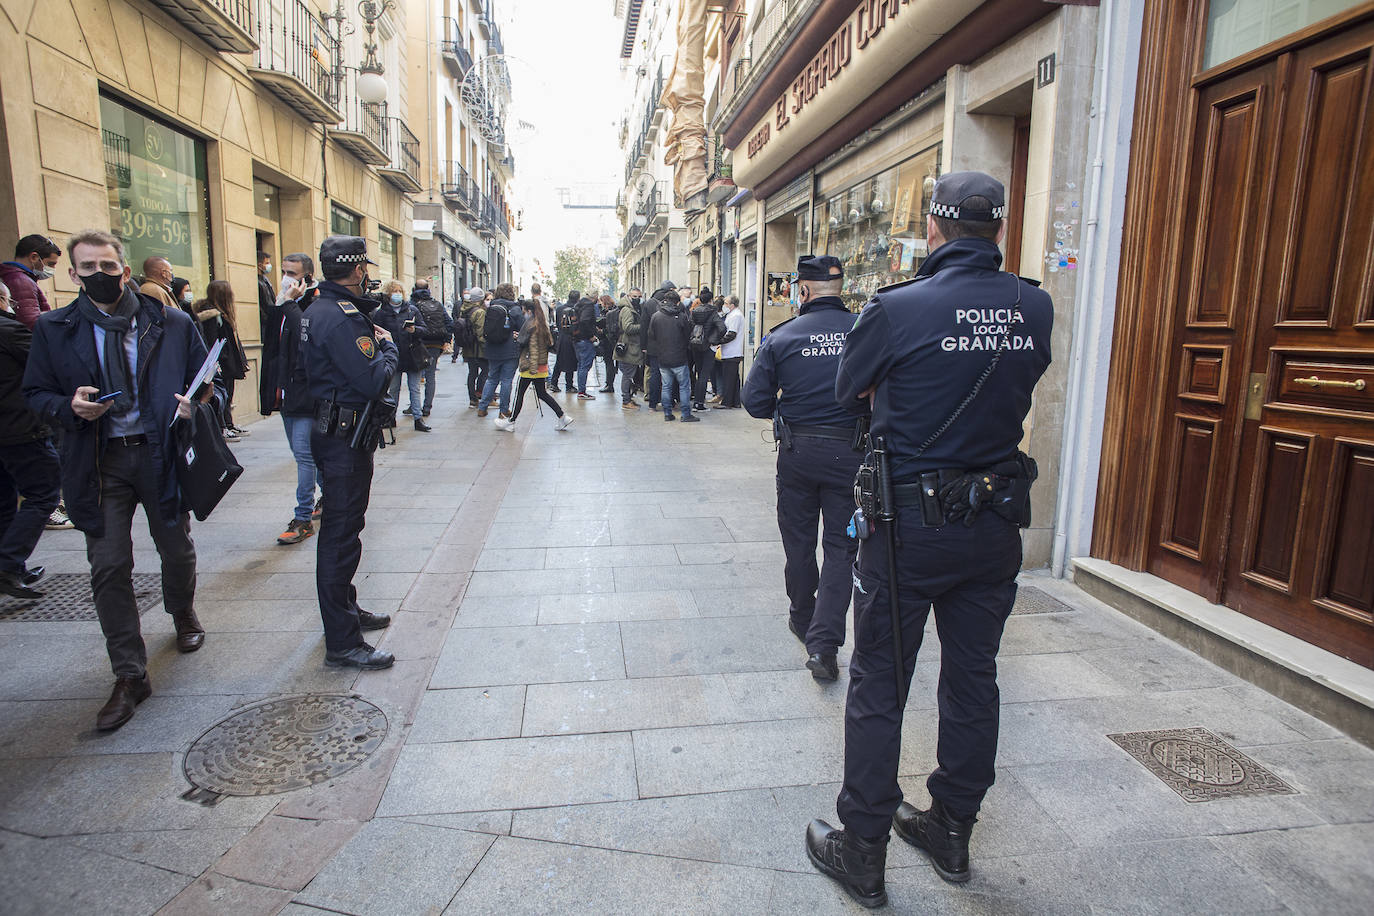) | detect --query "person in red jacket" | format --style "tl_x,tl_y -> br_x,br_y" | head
0,234 -> 61,329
